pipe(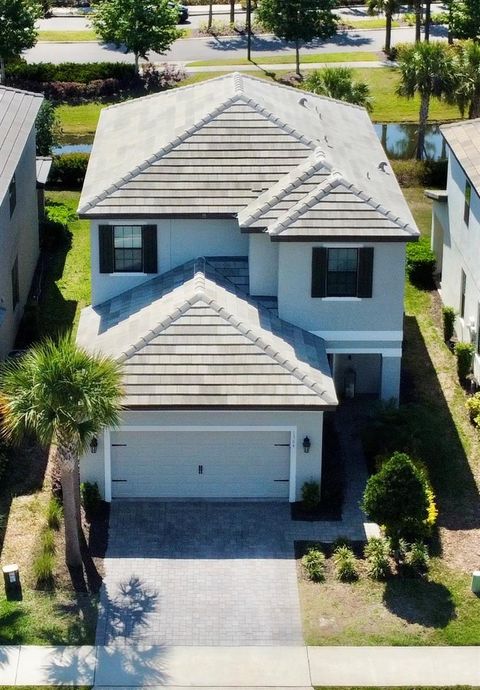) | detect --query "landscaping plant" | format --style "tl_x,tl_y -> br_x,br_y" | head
362,452 -> 430,545
404,540 -> 430,573
302,547 -> 326,582
80,481 -> 102,521
46,497 -> 63,530
442,305 -> 456,343
466,391 -> 480,427
364,536 -> 392,579
301,480 -> 320,511
332,545 -> 359,582
405,237 -> 436,288
454,341 -> 474,384
304,67 -> 372,110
